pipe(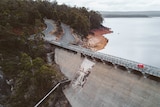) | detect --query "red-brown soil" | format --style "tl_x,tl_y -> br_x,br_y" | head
85,27 -> 112,51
